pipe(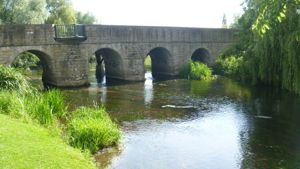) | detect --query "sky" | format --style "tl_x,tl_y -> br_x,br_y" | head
72,0 -> 245,28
